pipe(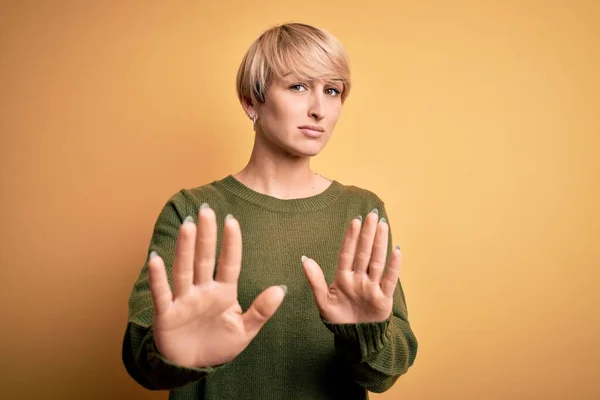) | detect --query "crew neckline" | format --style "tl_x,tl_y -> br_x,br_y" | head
212,174 -> 344,212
